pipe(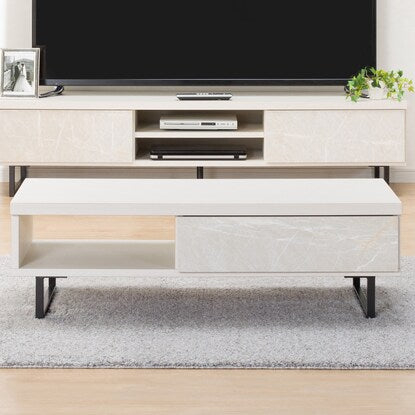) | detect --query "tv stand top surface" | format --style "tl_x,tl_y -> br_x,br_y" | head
0,91 -> 407,111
